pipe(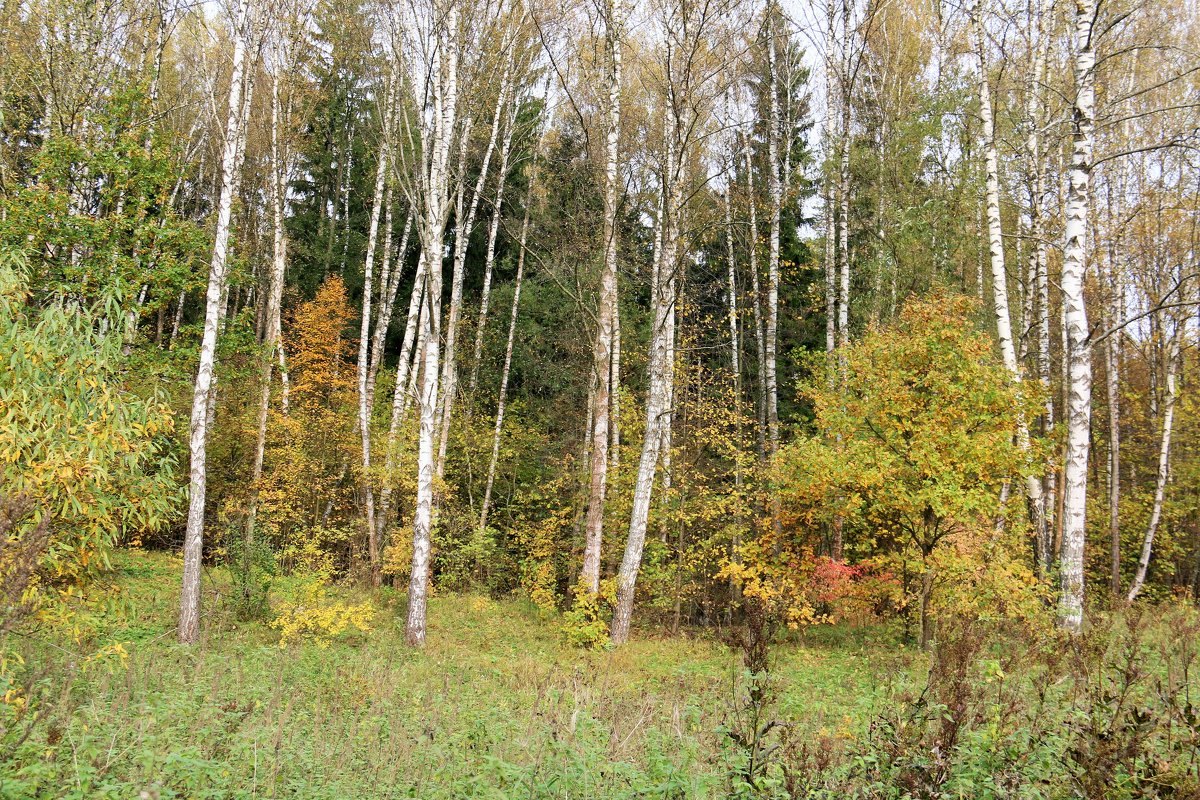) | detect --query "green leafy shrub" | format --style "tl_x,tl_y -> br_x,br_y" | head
0,250 -> 182,589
